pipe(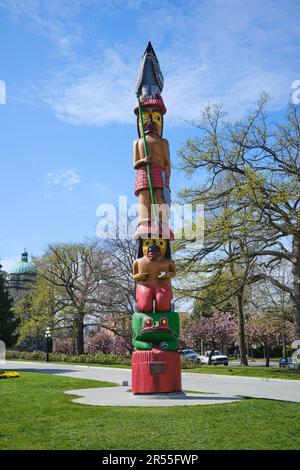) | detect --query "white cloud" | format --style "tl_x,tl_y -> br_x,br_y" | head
0,80 -> 6,104
0,0 -> 89,55
42,48 -> 136,125
1,0 -> 300,125
45,169 -> 80,191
